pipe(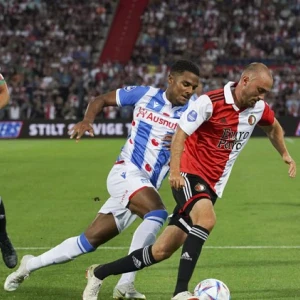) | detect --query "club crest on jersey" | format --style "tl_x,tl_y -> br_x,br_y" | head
248,115 -> 256,125
187,110 -> 197,122
194,183 -> 206,192
124,86 -> 137,92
